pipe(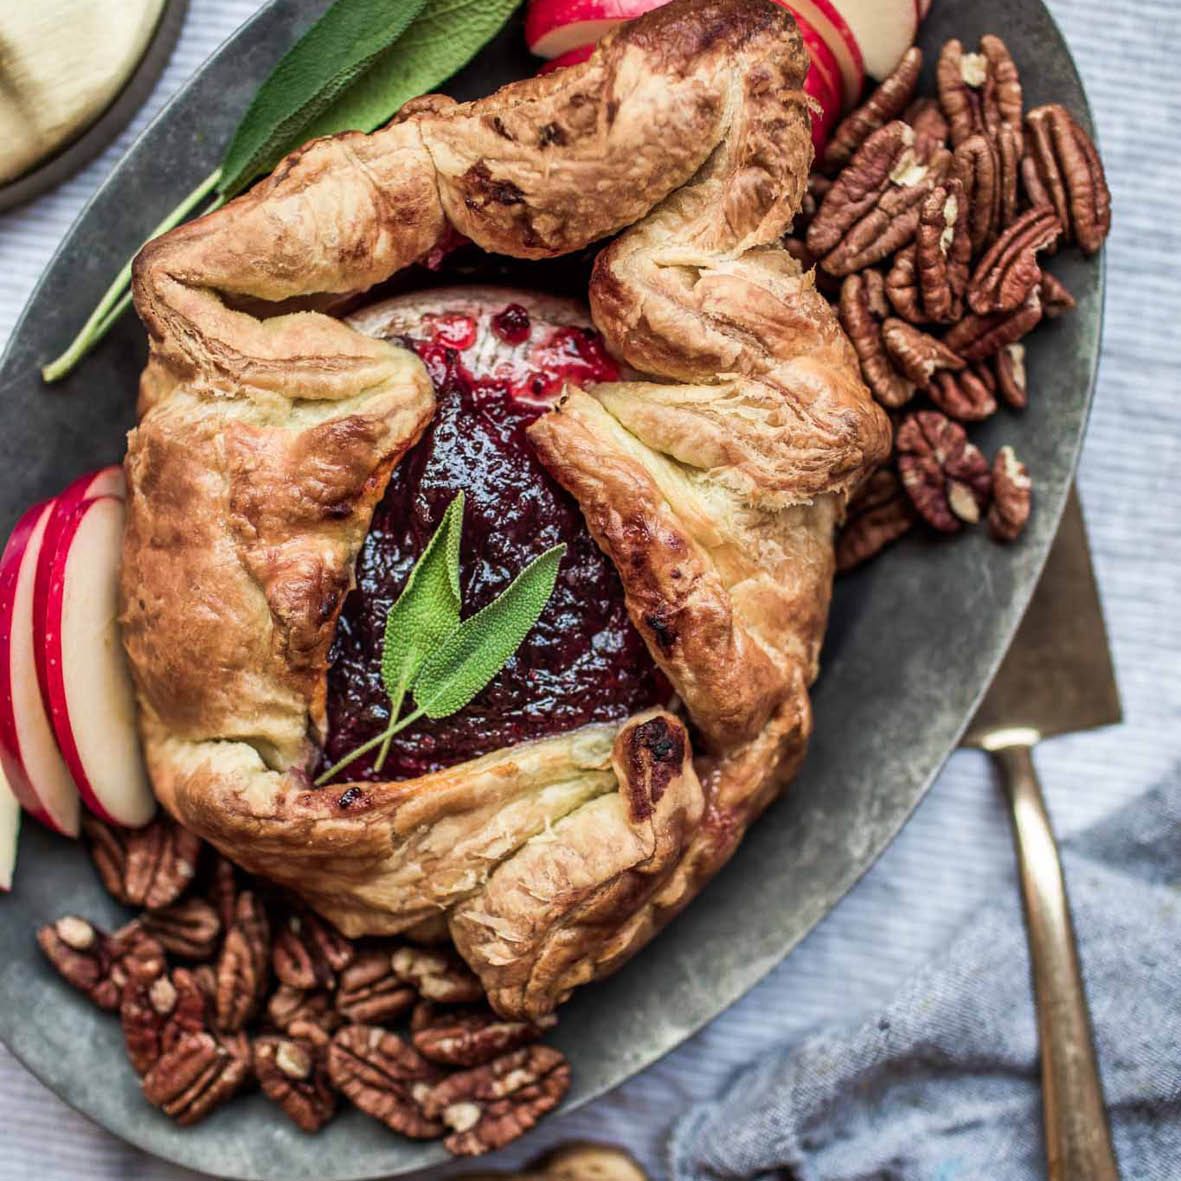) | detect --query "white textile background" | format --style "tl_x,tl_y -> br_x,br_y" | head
1,1 -> 1178,1177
